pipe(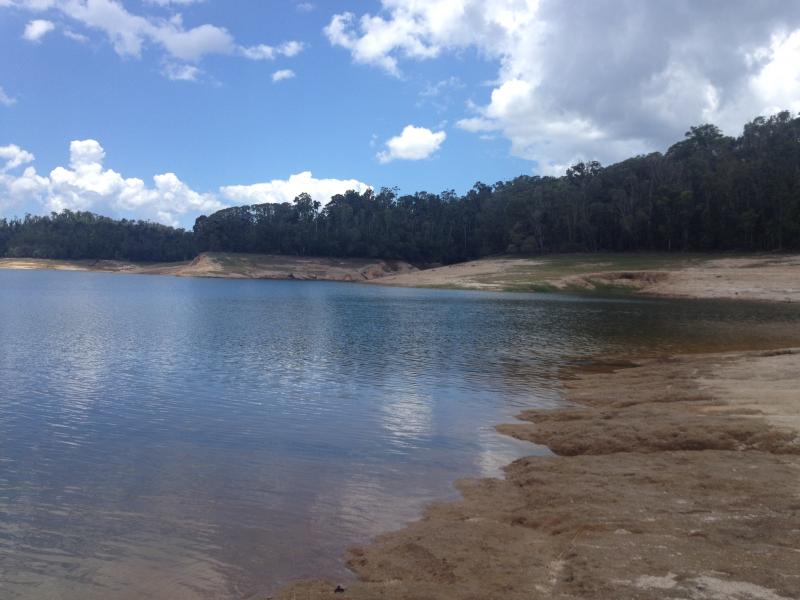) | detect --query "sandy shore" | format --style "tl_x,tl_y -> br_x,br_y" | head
0,253 -> 416,282
275,347 -> 800,600
3,252 -> 799,303
375,253 -> 800,303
